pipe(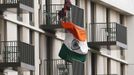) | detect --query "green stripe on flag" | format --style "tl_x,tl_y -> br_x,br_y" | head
59,44 -> 87,62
